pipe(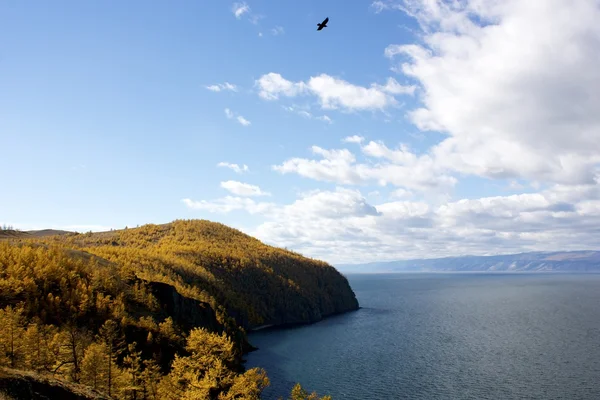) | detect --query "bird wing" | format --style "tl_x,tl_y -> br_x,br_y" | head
322,17 -> 329,24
